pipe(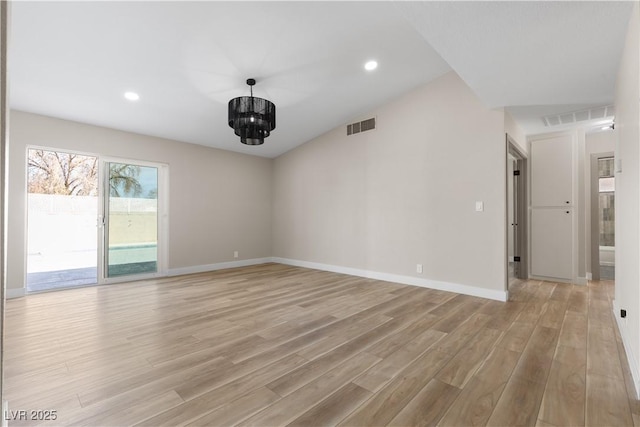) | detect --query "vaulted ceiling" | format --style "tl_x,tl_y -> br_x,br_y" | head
9,1 -> 634,158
